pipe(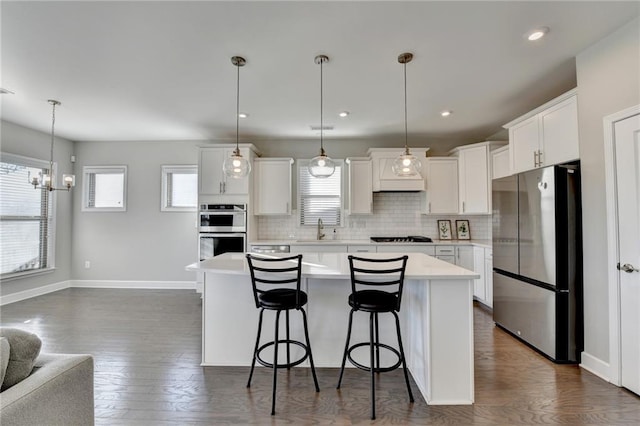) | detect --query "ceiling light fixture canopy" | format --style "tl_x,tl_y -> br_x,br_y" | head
392,52 -> 422,177
308,54 -> 335,179
223,55 -> 251,179
30,99 -> 75,191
